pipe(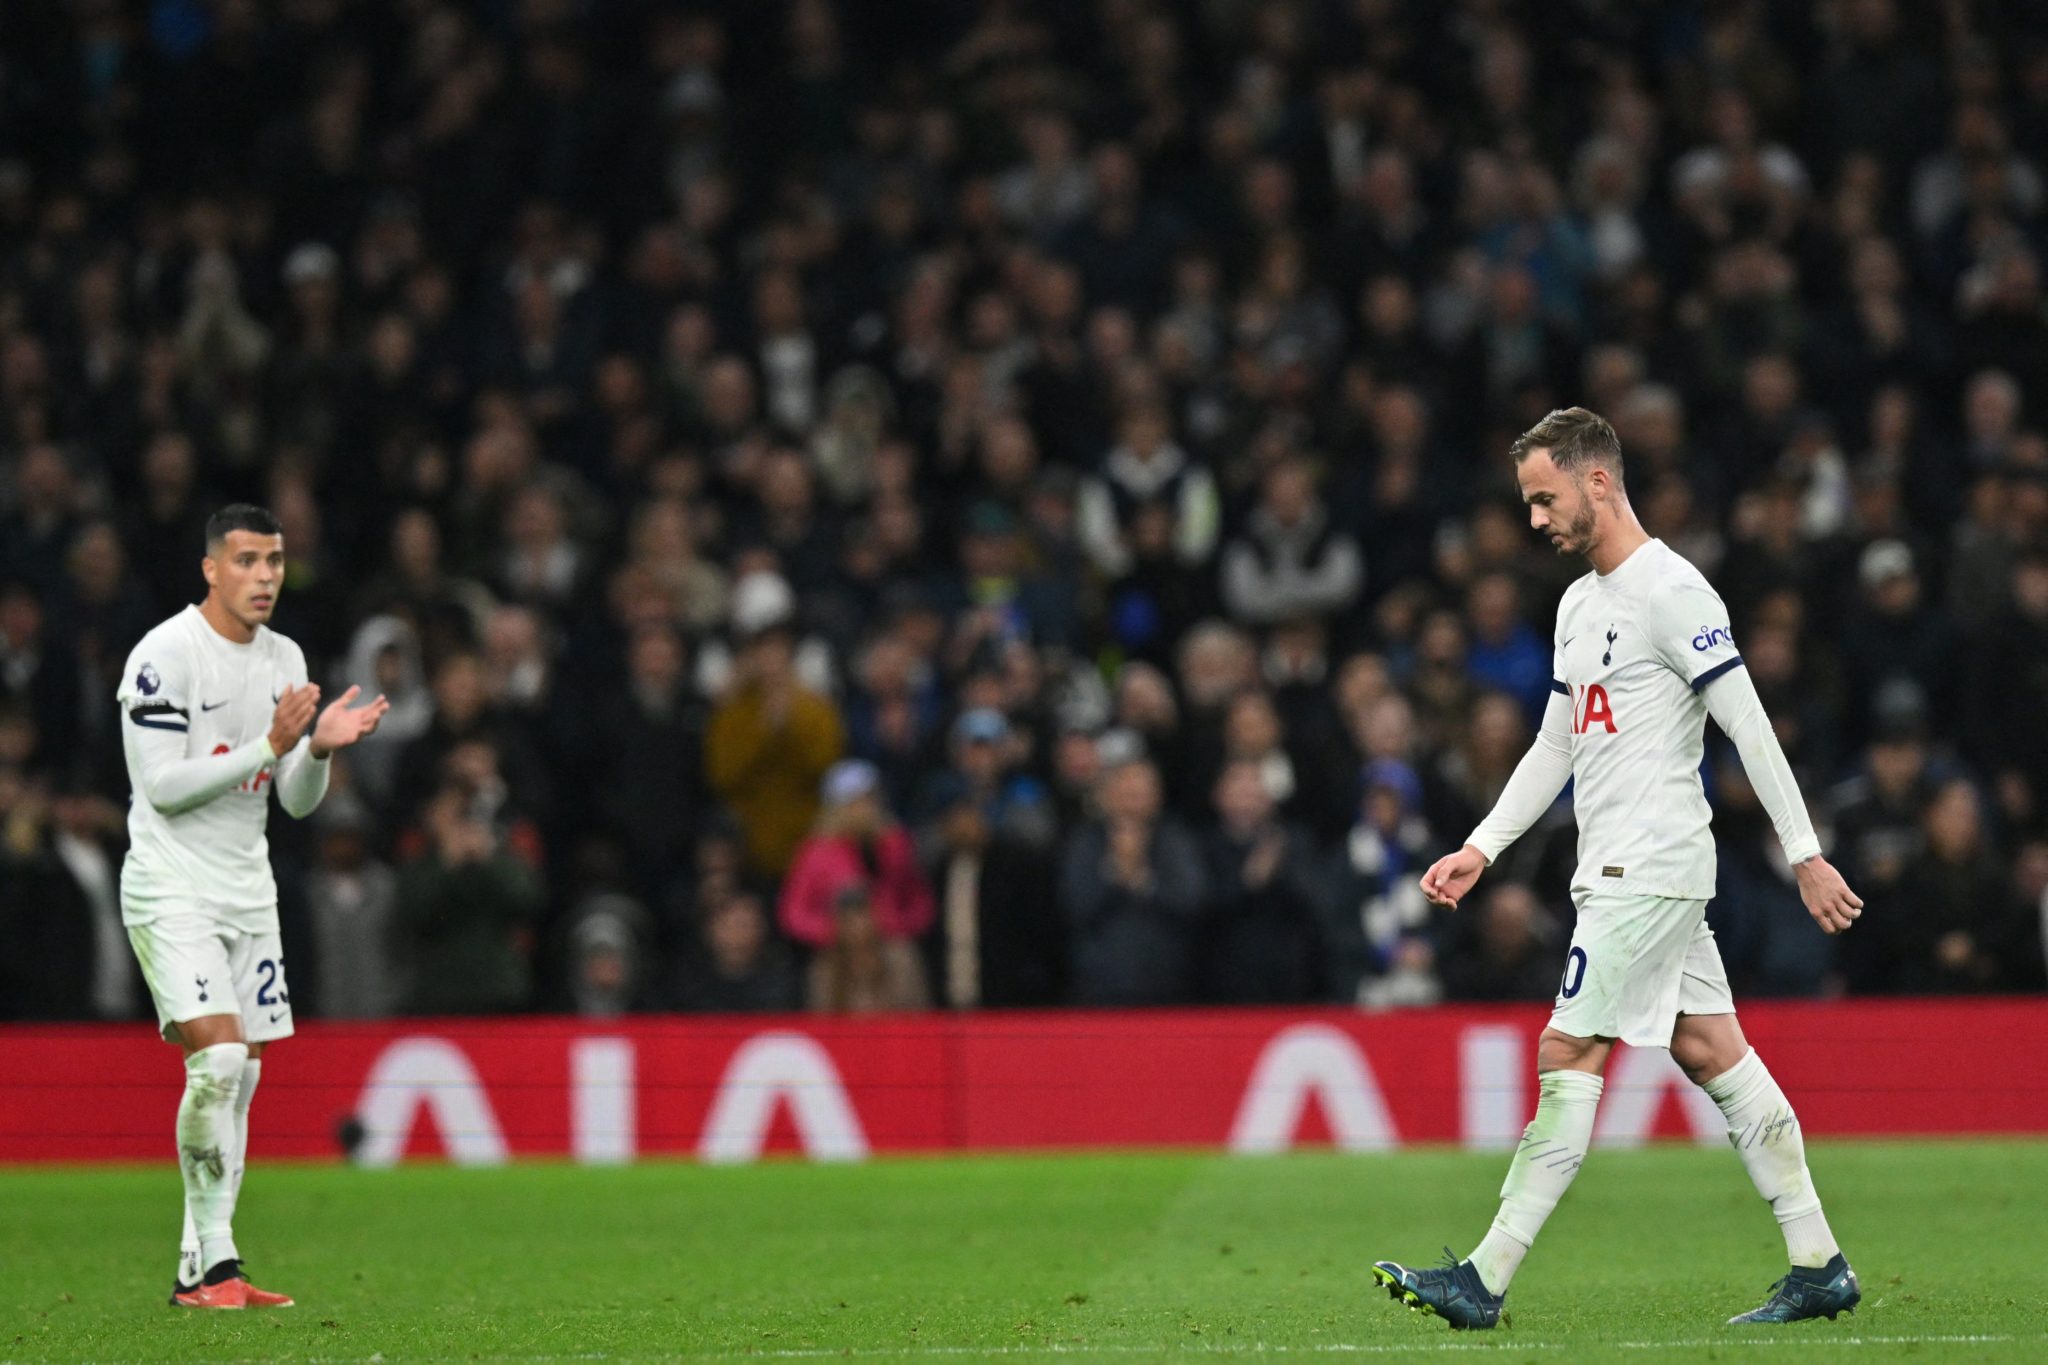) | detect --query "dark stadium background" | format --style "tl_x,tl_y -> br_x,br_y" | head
3,0 -> 2047,1027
